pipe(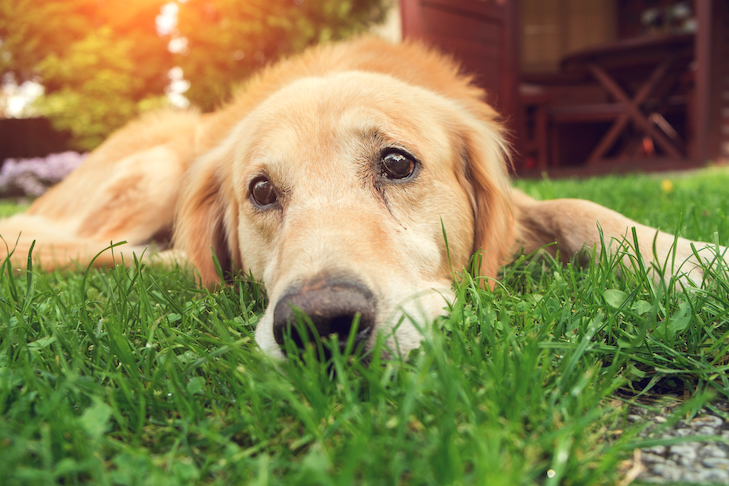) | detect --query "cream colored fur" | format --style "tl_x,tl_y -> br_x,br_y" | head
0,37 -> 724,358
